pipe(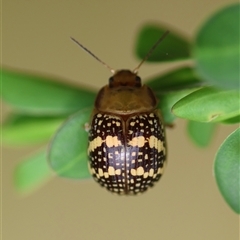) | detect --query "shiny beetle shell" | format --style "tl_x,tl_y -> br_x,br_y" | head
88,70 -> 167,195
